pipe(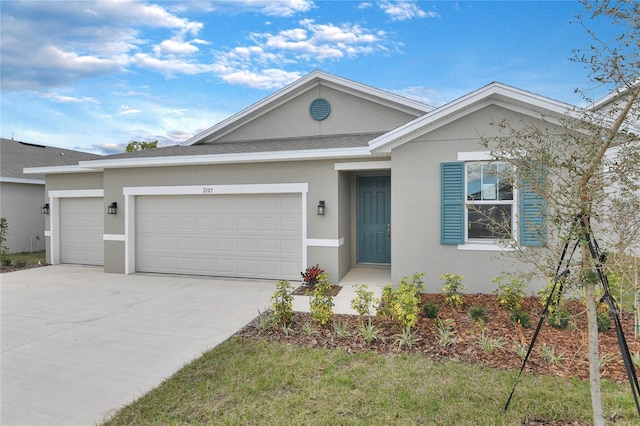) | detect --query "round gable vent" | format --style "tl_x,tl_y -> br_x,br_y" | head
309,98 -> 331,121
